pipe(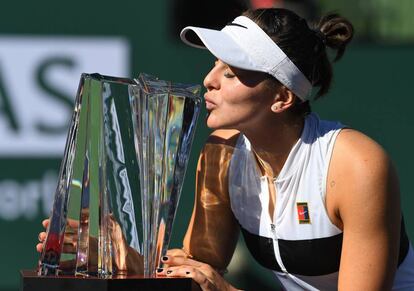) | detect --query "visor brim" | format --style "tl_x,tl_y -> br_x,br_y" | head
180,26 -> 259,73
